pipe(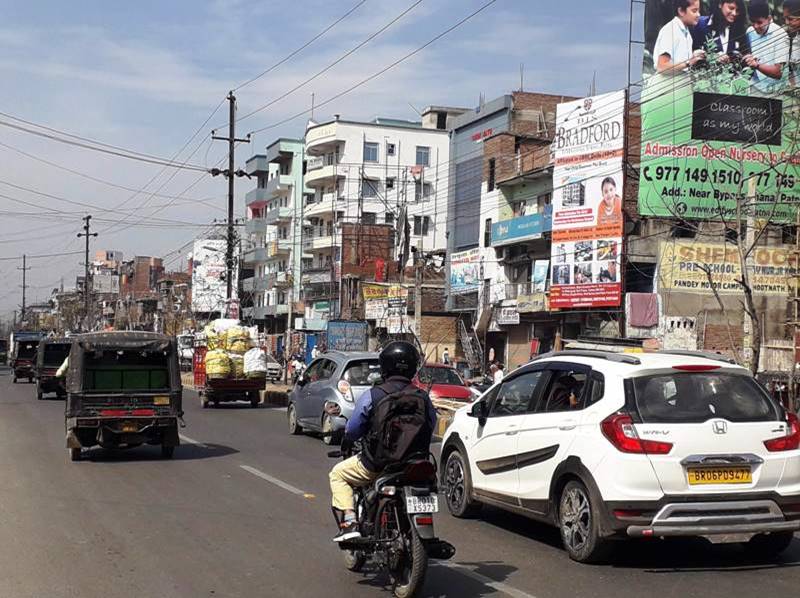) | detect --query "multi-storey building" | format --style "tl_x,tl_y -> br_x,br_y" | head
301,114 -> 453,331
243,139 -> 310,333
